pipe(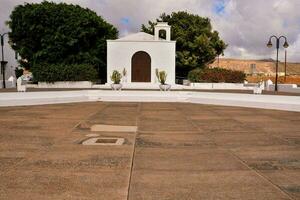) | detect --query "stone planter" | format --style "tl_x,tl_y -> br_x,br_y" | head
159,84 -> 171,91
111,83 -> 122,90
